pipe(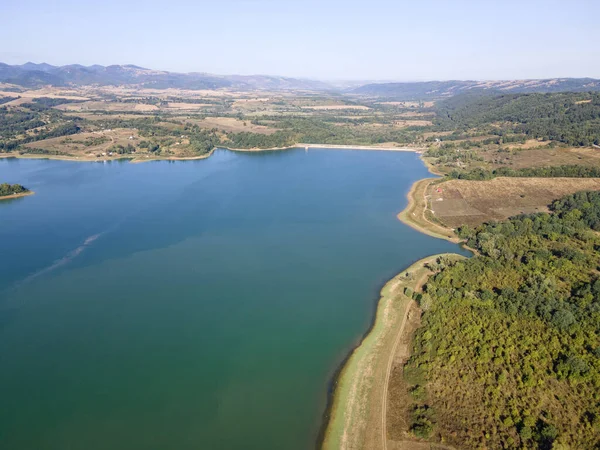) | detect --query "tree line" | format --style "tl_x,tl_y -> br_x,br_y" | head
447,164 -> 600,180
403,191 -> 600,448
